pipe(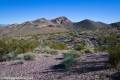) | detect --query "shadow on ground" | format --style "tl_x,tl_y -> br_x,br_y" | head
49,60 -> 110,74
111,72 -> 120,80
48,53 -> 110,74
